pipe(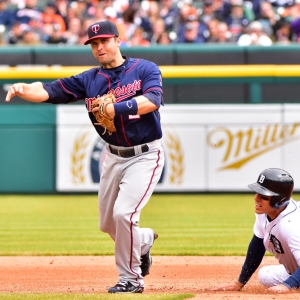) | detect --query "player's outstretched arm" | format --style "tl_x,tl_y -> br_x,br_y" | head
5,82 -> 49,103
209,281 -> 244,291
